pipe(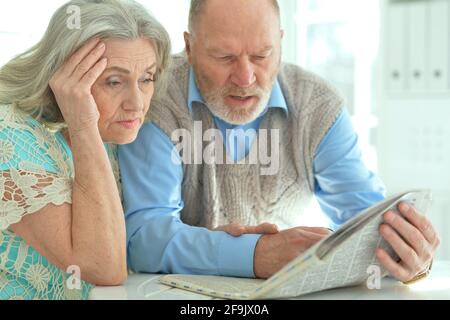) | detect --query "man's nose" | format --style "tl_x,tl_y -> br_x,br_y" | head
231,58 -> 256,88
